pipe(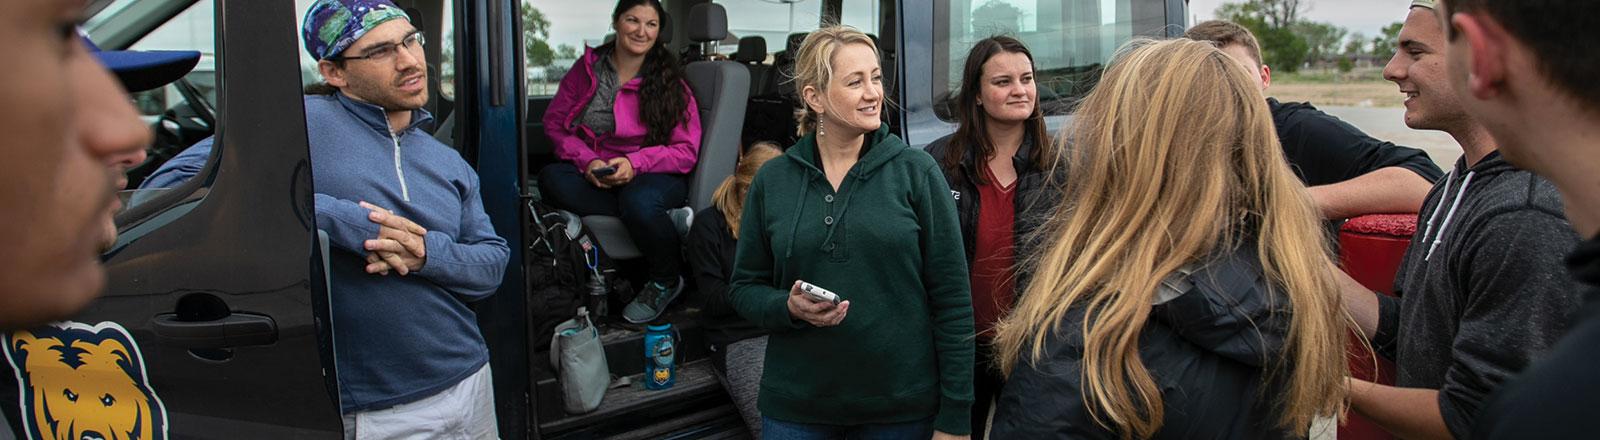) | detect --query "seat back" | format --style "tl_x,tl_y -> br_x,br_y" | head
683,3 -> 749,212
735,36 -> 770,97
